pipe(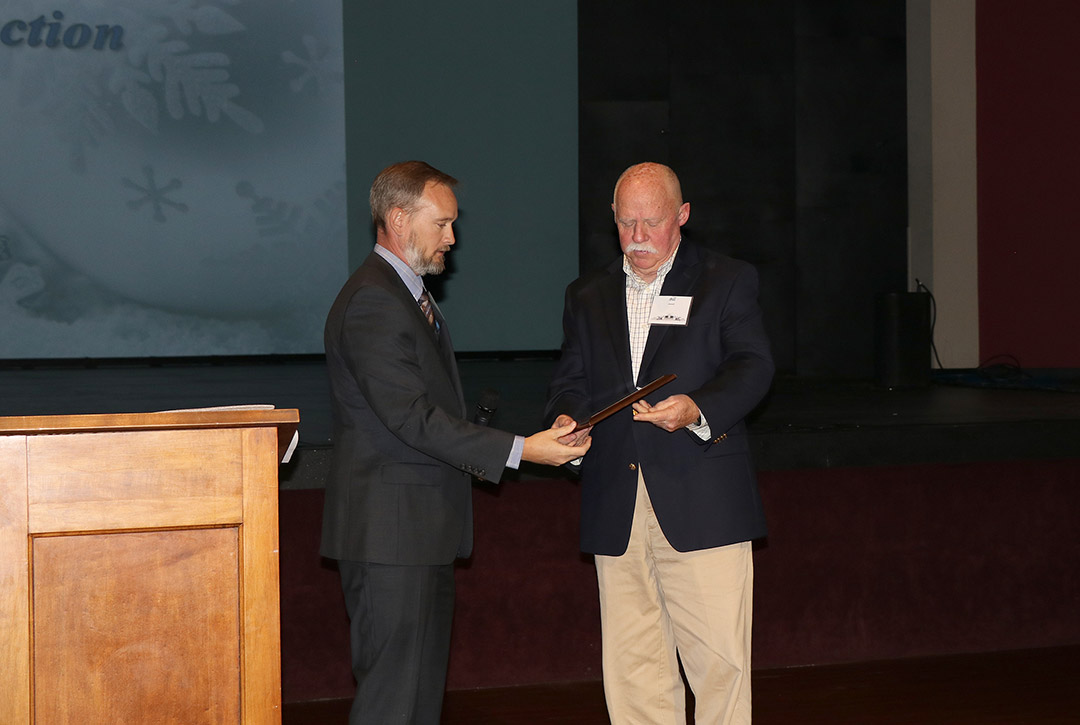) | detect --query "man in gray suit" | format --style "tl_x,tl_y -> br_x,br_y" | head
322,160 -> 589,724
